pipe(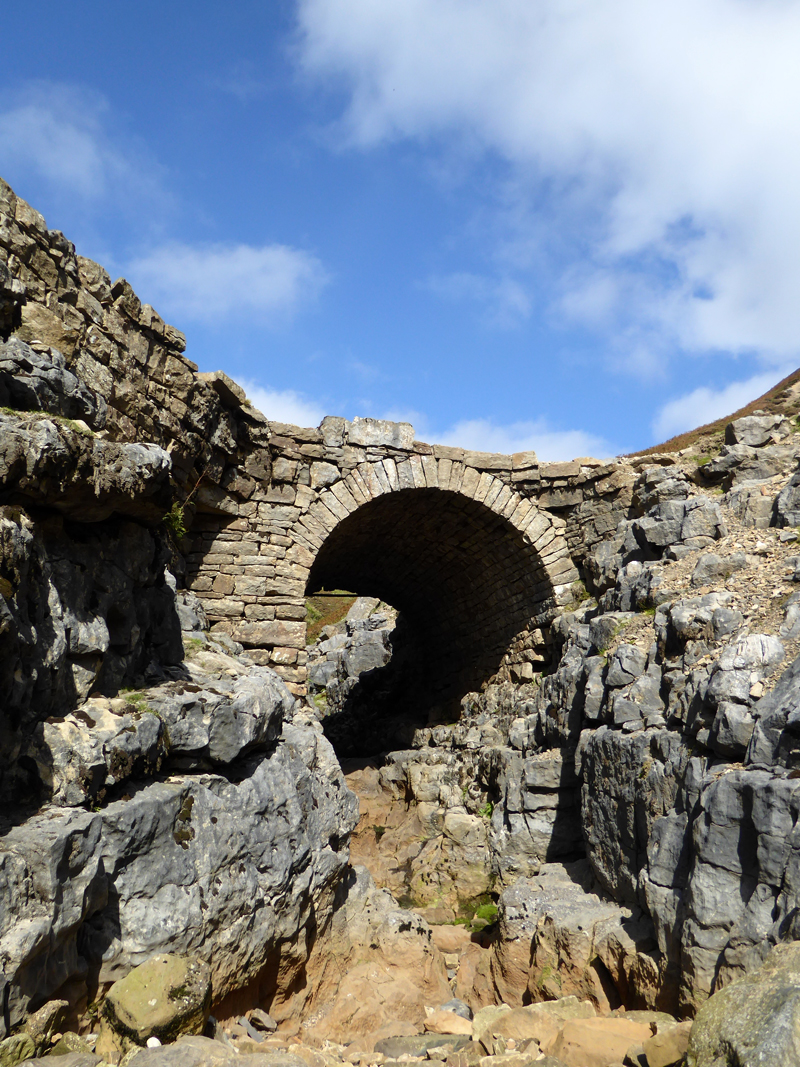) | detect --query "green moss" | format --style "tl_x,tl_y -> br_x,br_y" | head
373,825 -> 387,842
121,689 -> 154,715
537,964 -> 562,991
479,801 -> 494,820
474,903 -> 498,923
